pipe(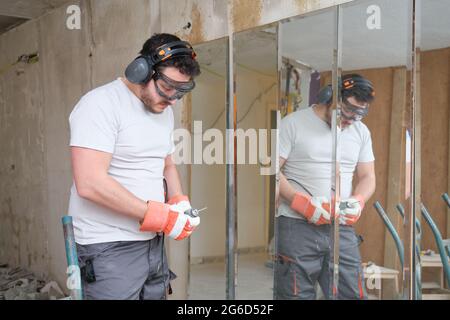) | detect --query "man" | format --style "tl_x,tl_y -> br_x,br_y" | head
275,74 -> 376,300
68,33 -> 201,300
